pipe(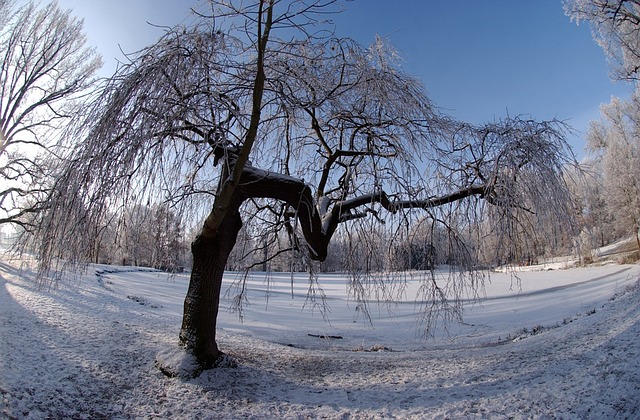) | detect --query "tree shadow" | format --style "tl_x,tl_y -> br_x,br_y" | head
170,286 -> 640,417
2,257 -> 638,418
0,267 -> 159,418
